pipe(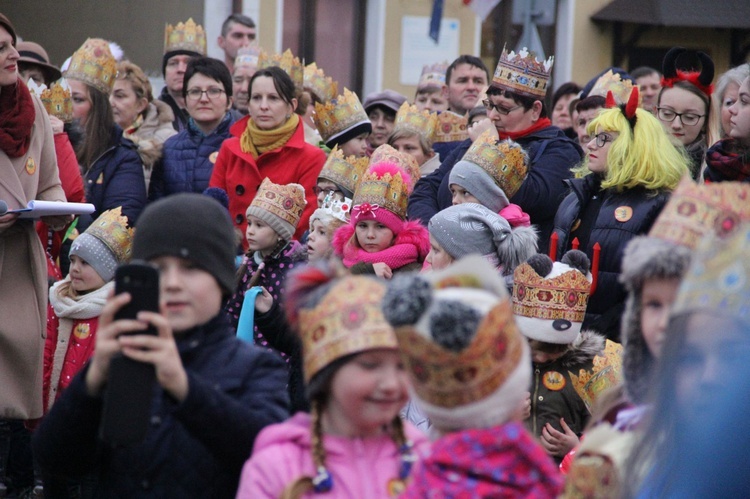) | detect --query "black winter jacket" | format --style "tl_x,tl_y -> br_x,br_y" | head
33,314 -> 290,498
